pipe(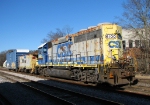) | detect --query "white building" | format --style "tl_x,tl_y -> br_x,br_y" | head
122,29 -> 147,49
